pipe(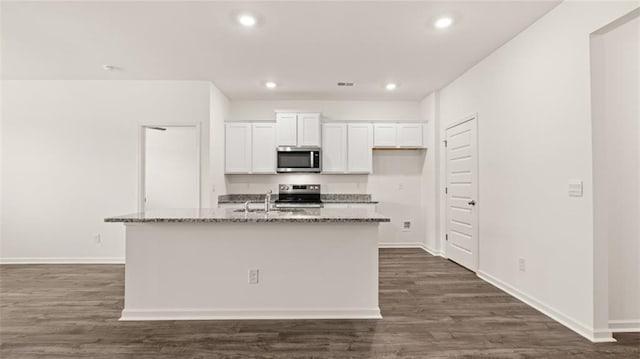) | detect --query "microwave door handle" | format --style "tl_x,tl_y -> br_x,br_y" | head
310,152 -> 314,168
